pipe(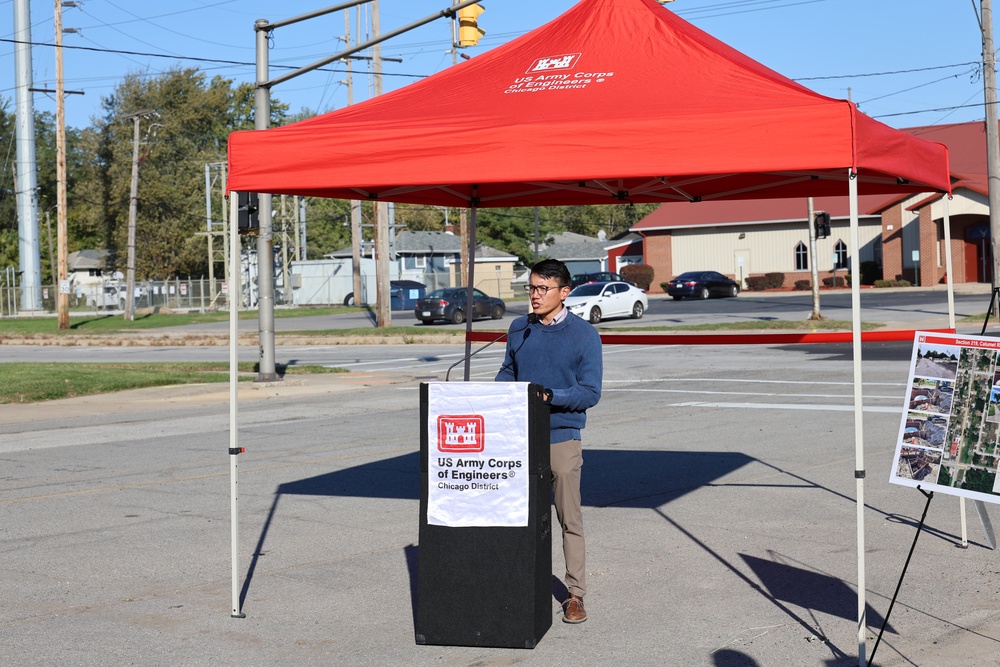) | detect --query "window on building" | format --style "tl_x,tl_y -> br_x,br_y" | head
794,242 -> 808,271
834,240 -> 848,269
414,255 -> 426,269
